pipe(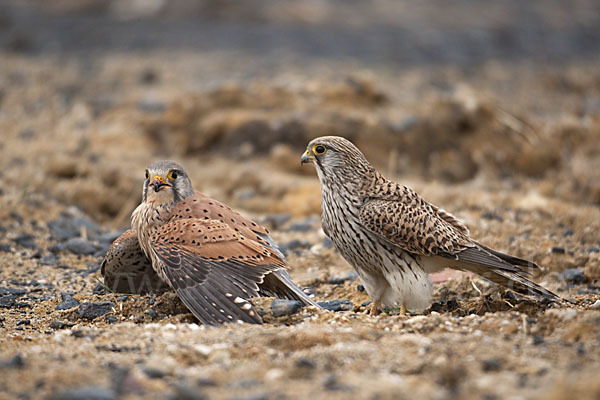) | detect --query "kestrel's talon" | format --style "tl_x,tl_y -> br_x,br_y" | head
103,160 -> 319,326
301,136 -> 560,313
